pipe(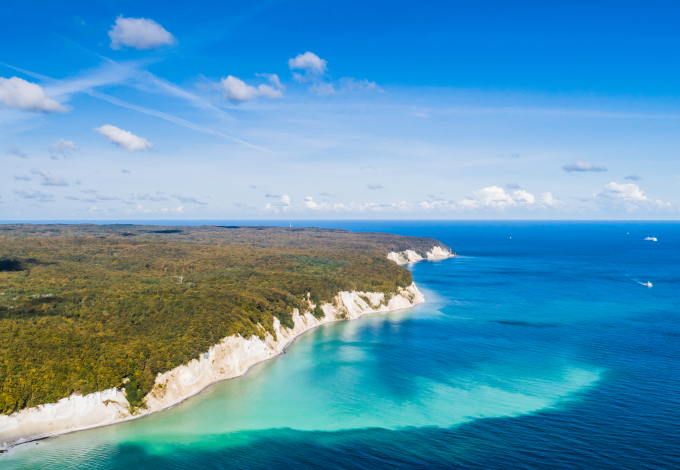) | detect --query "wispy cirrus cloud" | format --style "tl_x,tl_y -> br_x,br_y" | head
1,60 -> 267,152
